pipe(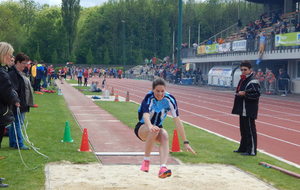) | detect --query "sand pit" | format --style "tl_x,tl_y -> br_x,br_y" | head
45,162 -> 276,190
